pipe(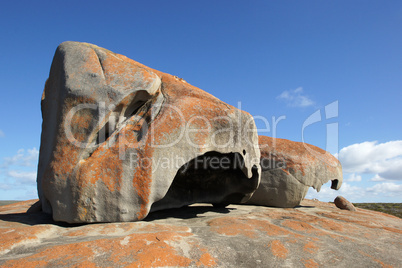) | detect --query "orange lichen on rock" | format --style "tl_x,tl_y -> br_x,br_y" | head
37,41 -> 260,223
195,248 -> 217,267
303,241 -> 319,254
2,228 -> 207,267
247,135 -> 342,208
207,216 -> 258,238
268,240 -> 288,259
208,215 -> 293,238
358,250 -> 394,268
198,253 -> 216,267
0,226 -> 50,255
78,146 -> 123,192
281,219 -> 319,234
302,258 -> 319,268
131,148 -> 153,220
0,200 -> 401,267
258,135 -> 340,176
3,242 -> 98,268
0,200 -> 38,214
